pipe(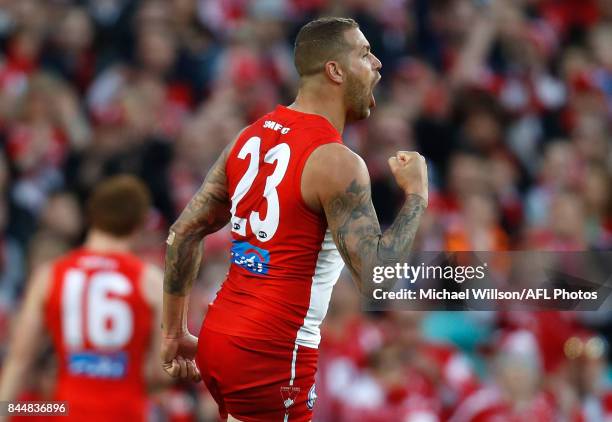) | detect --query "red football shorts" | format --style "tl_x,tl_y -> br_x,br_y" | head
197,326 -> 318,422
